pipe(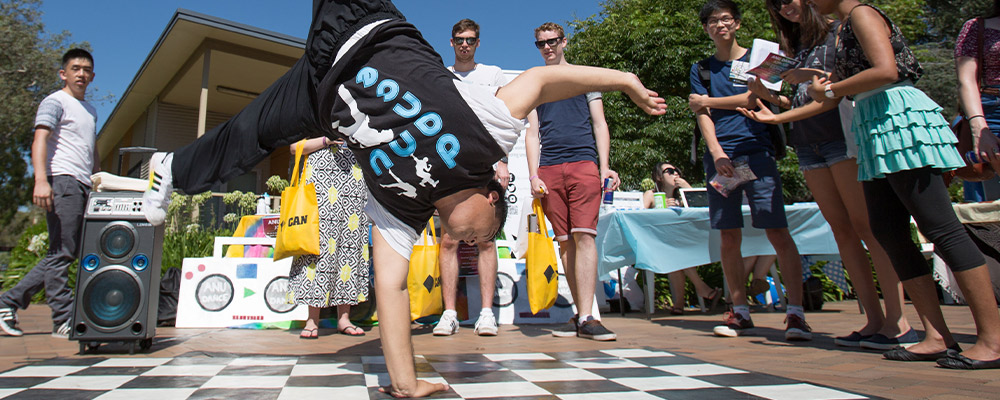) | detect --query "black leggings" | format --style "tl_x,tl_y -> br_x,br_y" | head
864,167 -> 984,281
